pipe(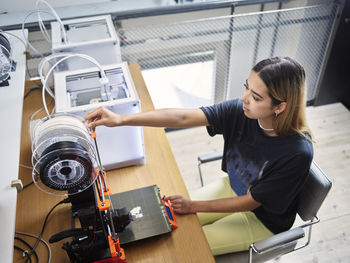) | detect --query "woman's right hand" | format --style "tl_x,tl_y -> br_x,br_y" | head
165,195 -> 196,215
83,107 -> 122,129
